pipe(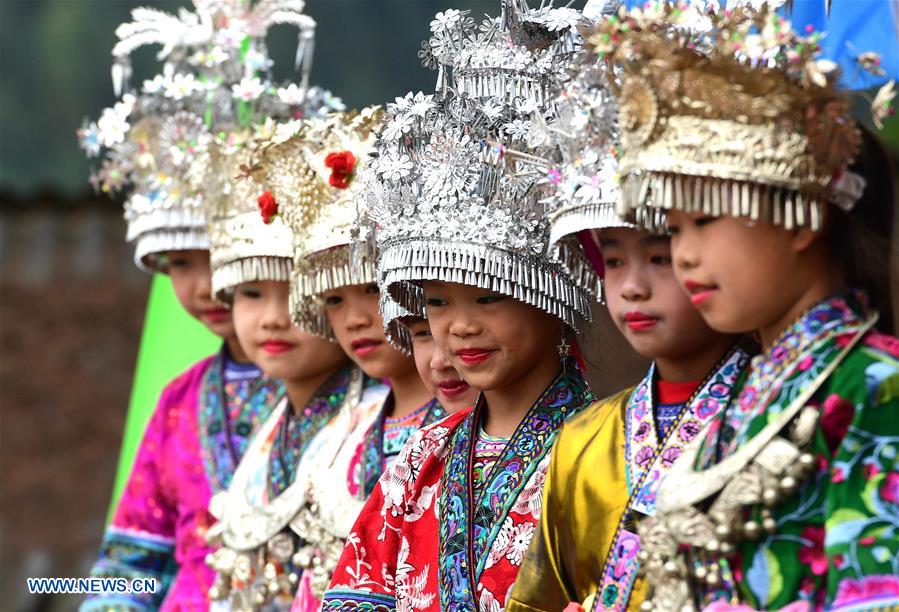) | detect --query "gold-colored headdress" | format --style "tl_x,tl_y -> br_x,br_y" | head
590,2 -> 865,230
206,124 -> 298,300
264,107 -> 384,339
